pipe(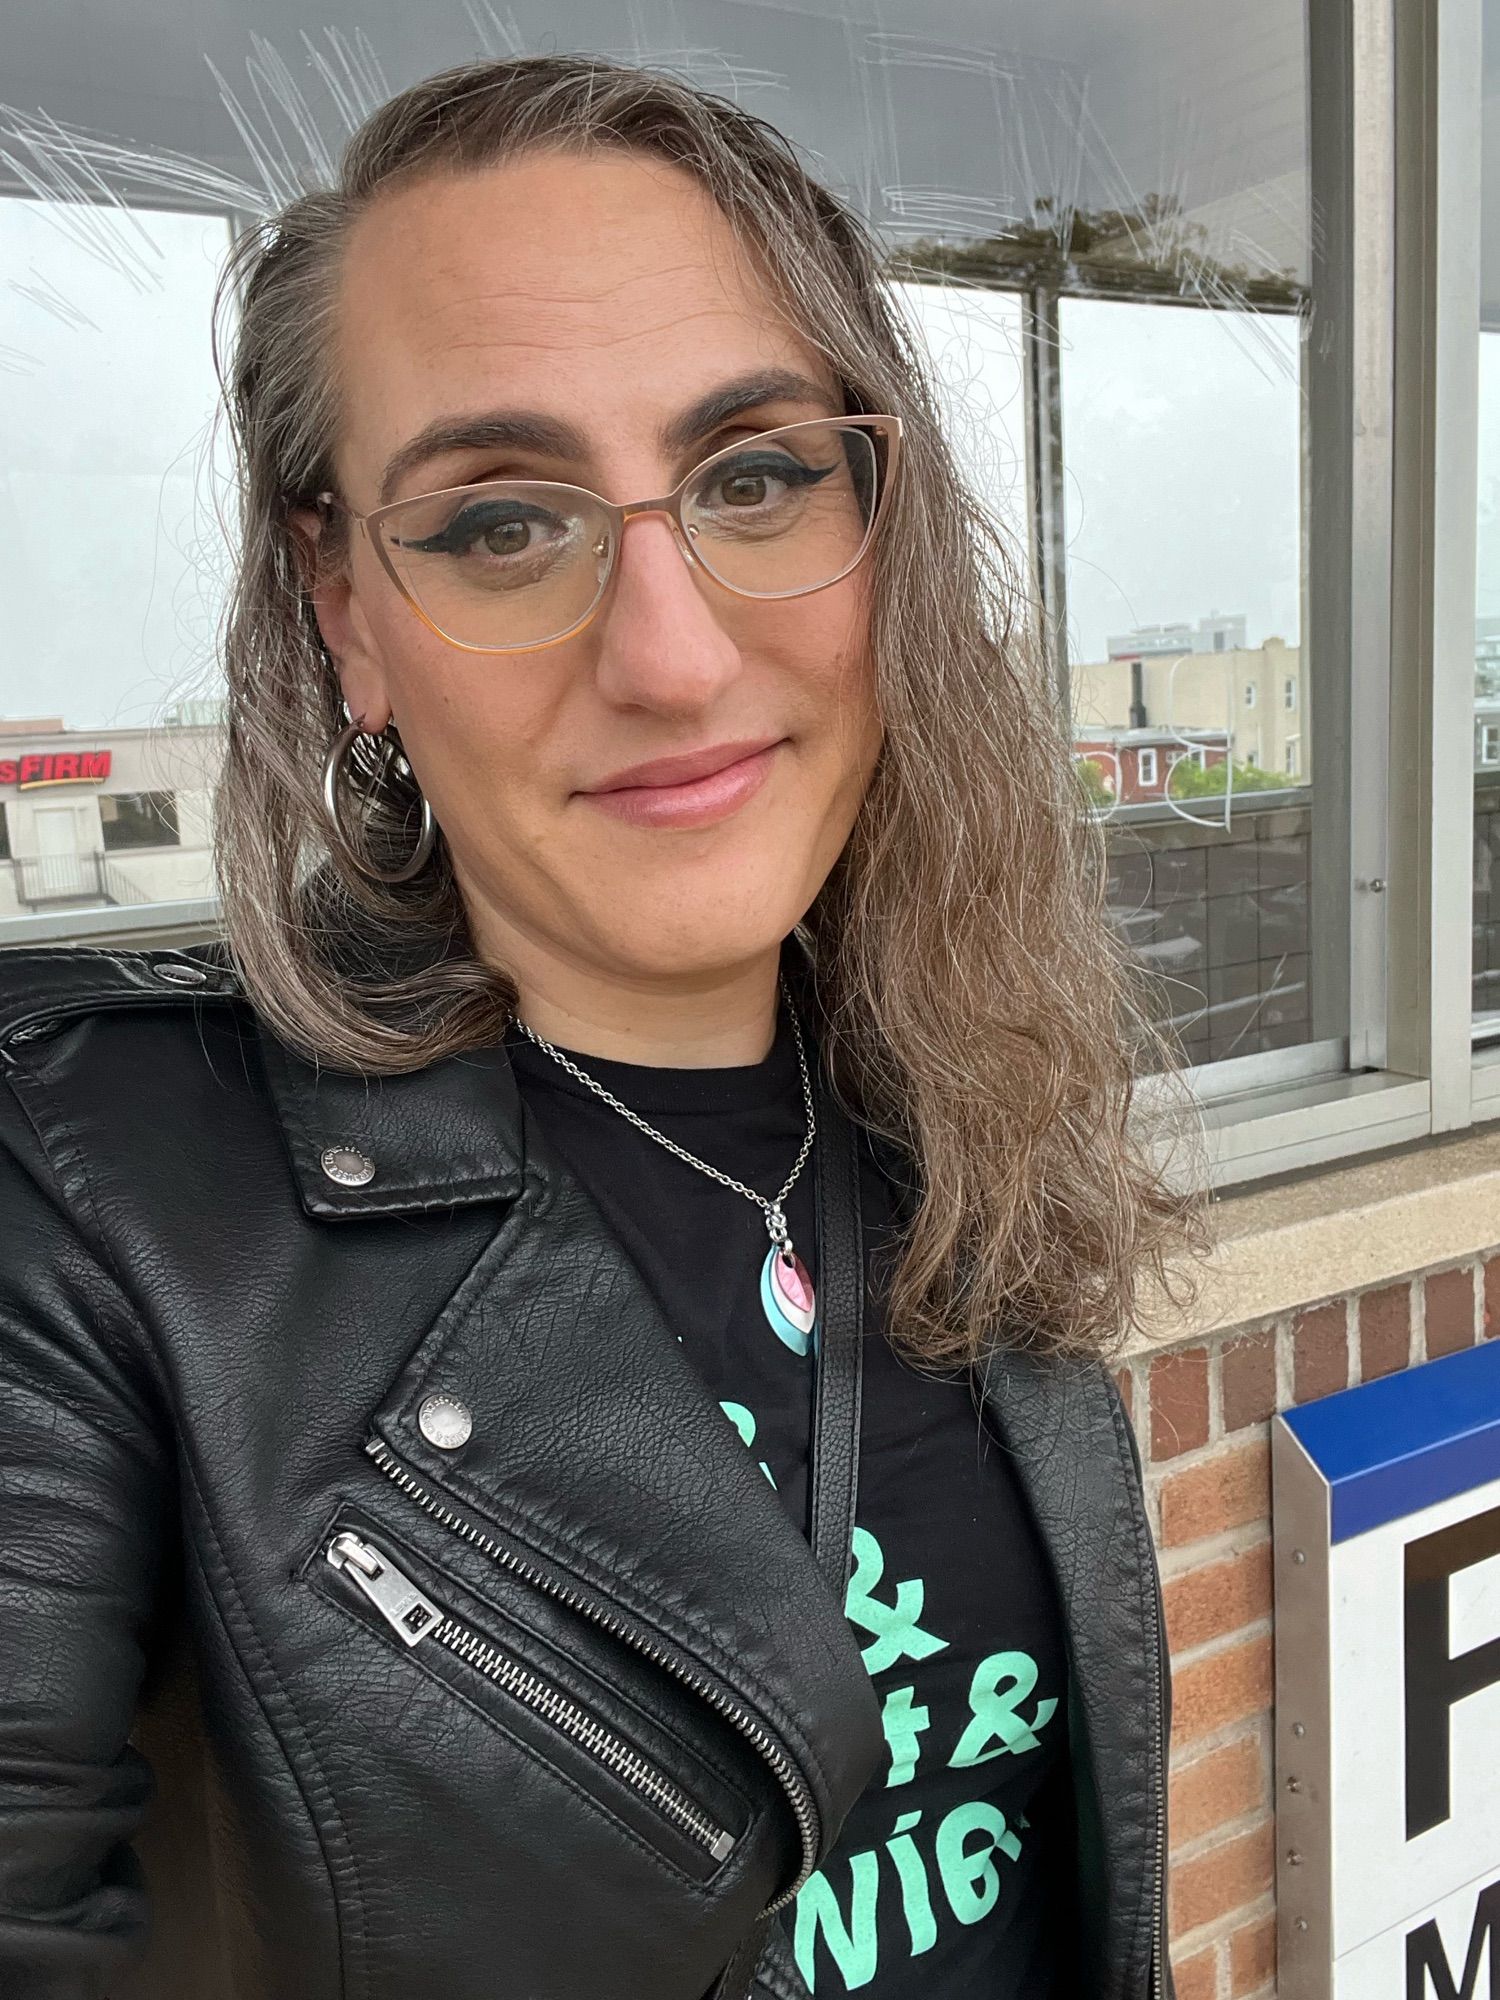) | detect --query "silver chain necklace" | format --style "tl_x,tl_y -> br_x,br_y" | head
513,976 -> 820,1355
